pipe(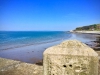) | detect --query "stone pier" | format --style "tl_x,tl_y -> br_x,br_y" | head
43,40 -> 98,75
